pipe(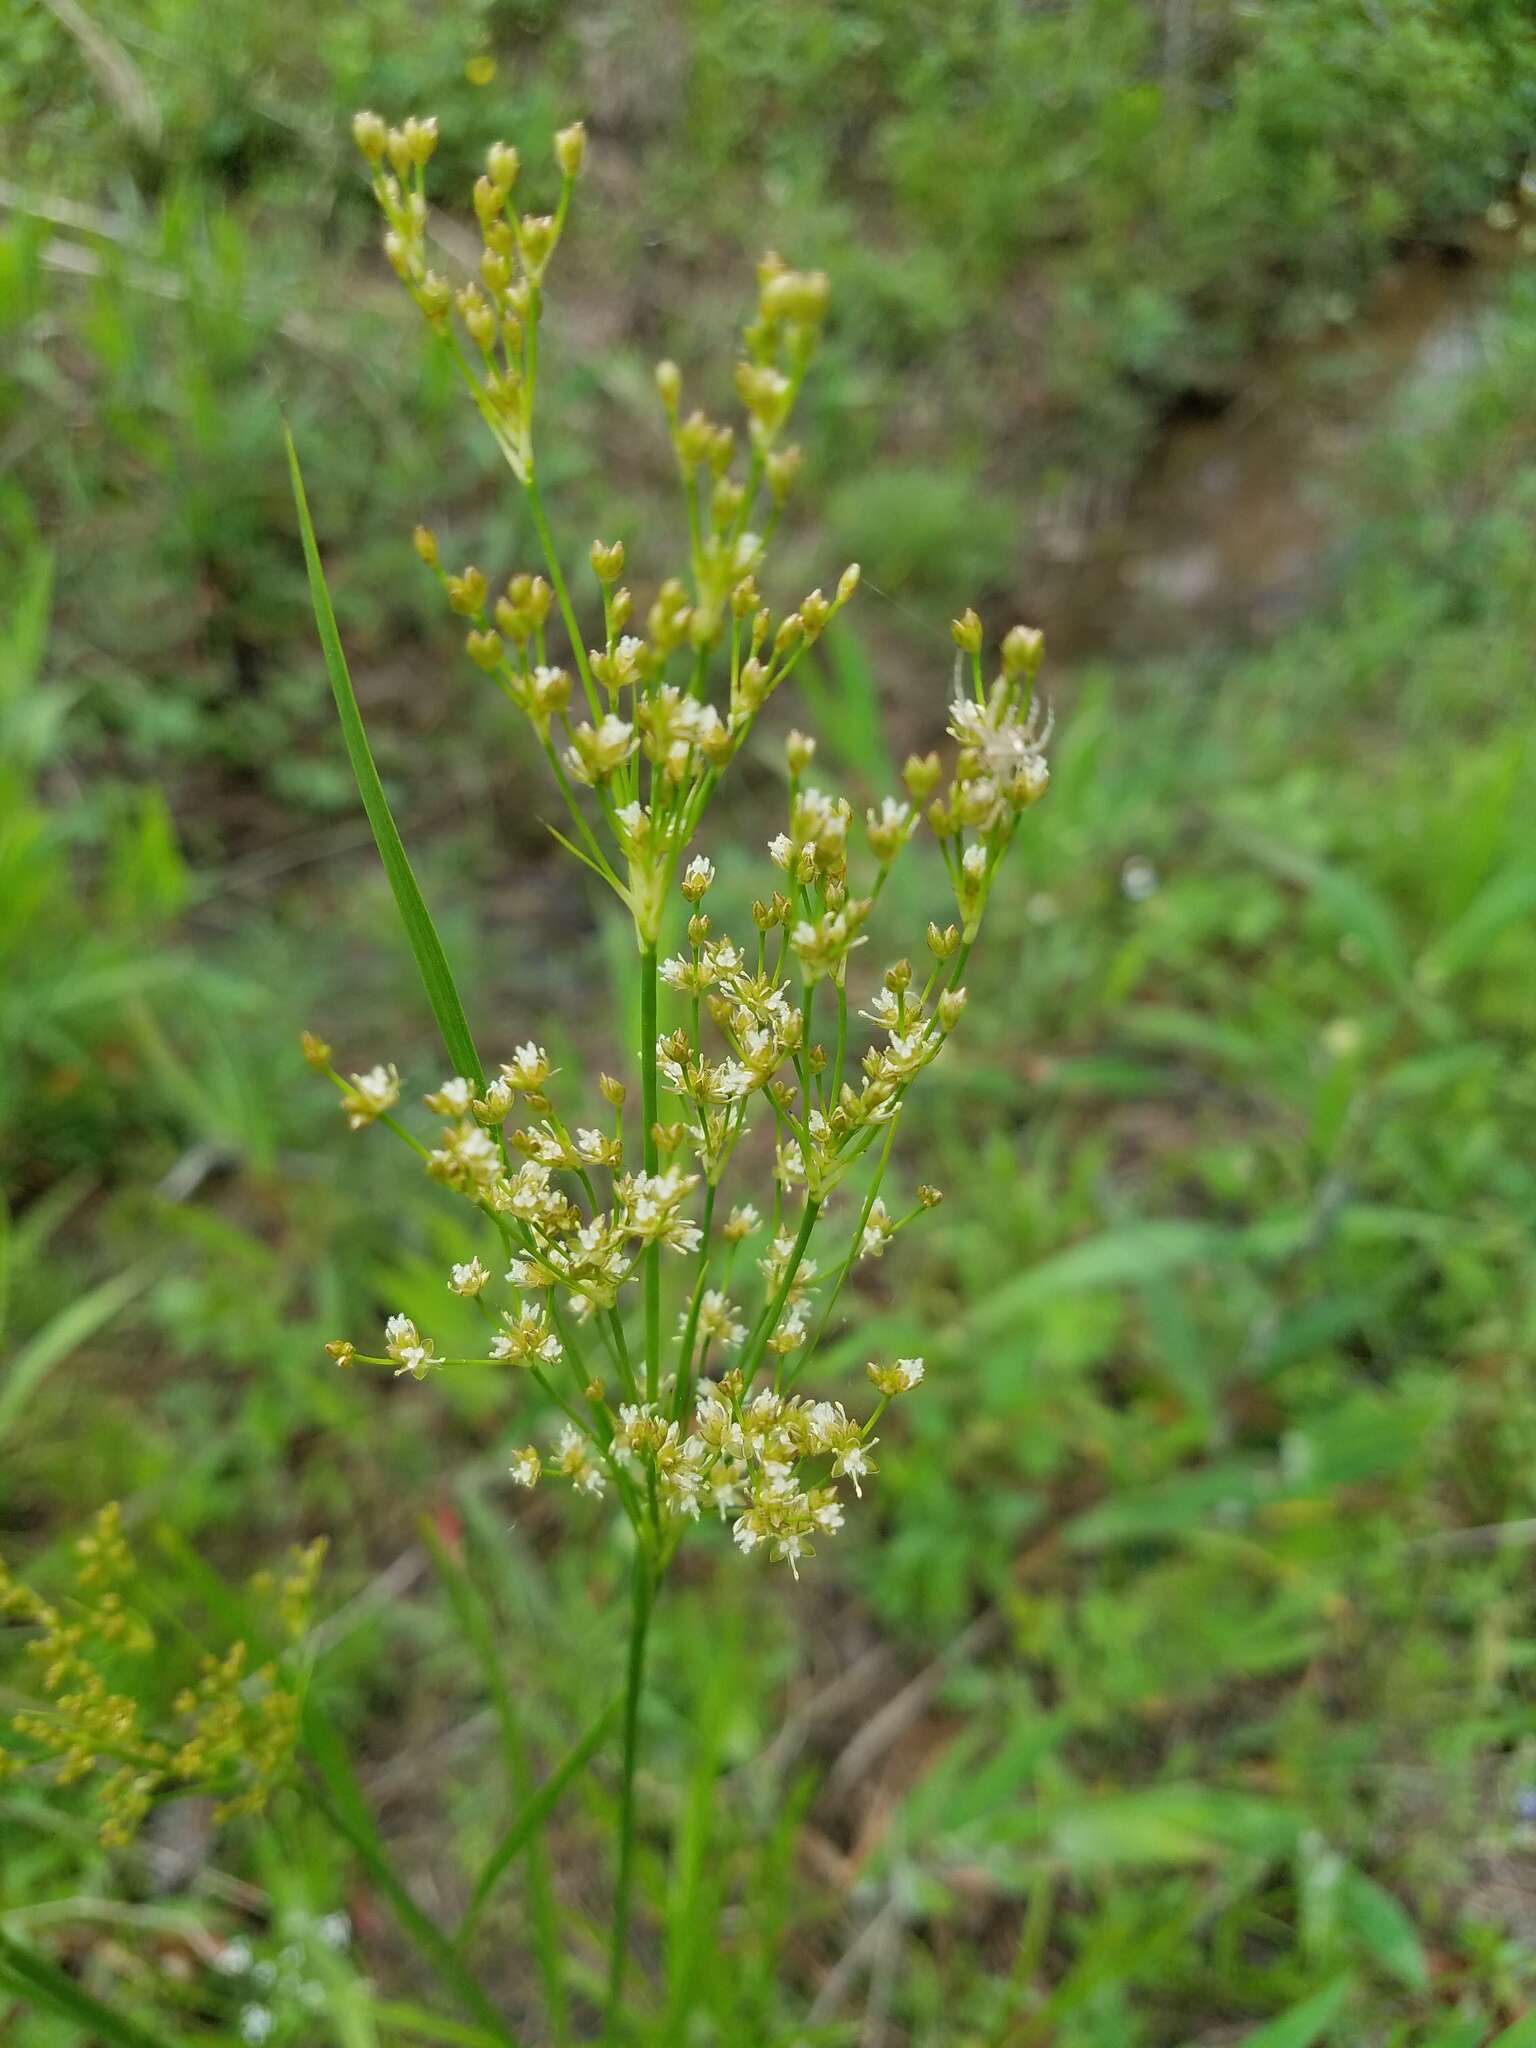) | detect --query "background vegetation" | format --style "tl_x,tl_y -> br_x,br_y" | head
3,1 -> 1536,2042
